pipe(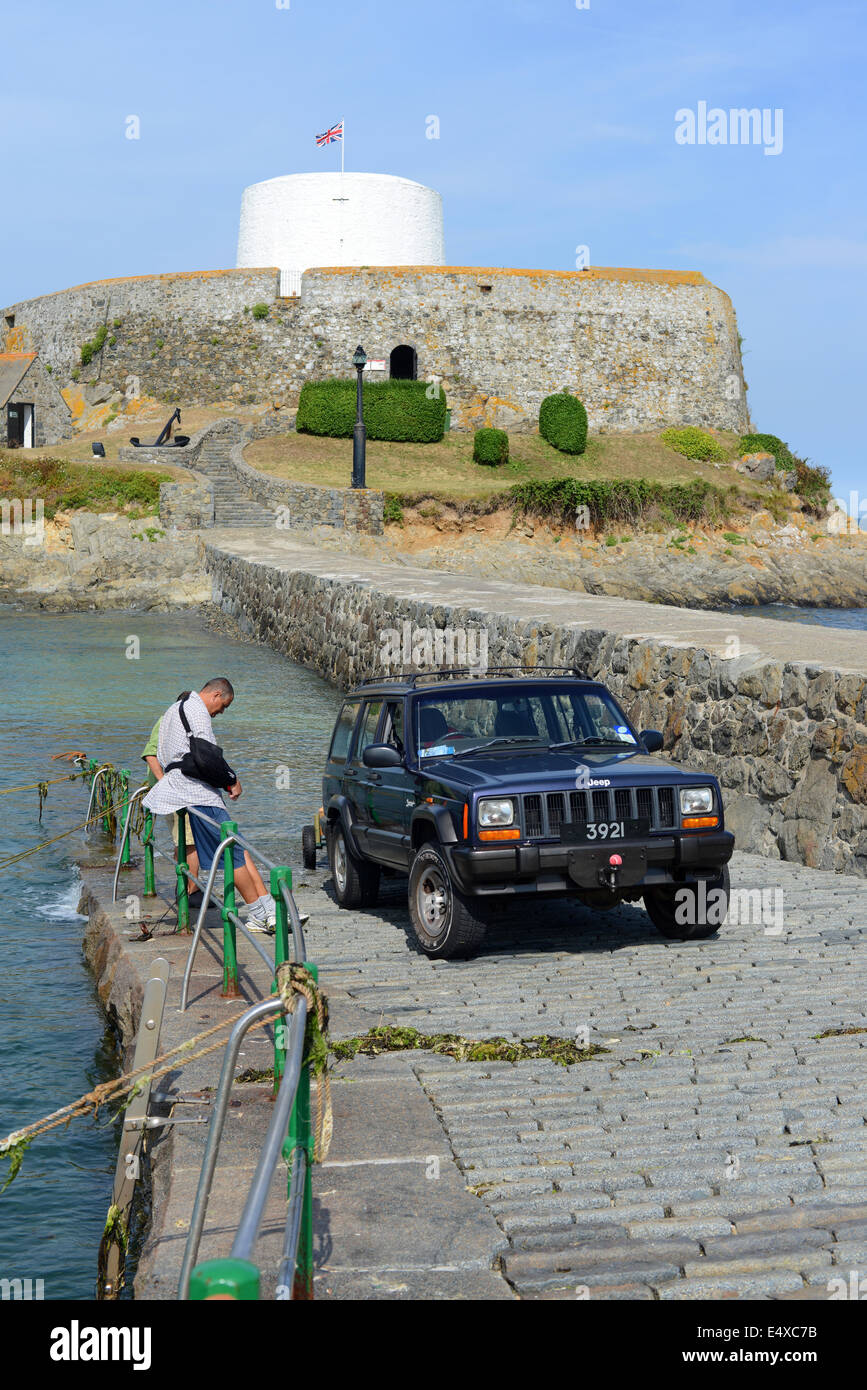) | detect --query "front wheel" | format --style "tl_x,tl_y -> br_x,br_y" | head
408,844 -> 487,959
327,822 -> 380,909
644,865 -> 730,941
